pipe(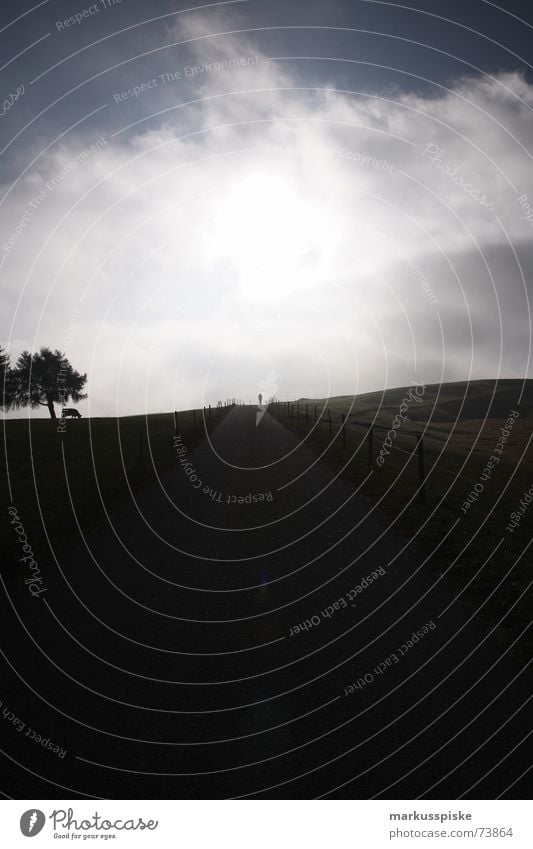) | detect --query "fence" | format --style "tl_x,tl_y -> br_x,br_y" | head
136,400 -> 236,467
273,400 -> 427,498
